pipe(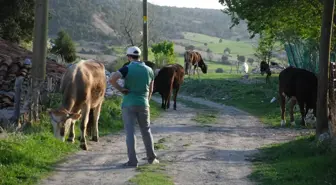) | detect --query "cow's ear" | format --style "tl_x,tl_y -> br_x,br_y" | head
68,113 -> 81,120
